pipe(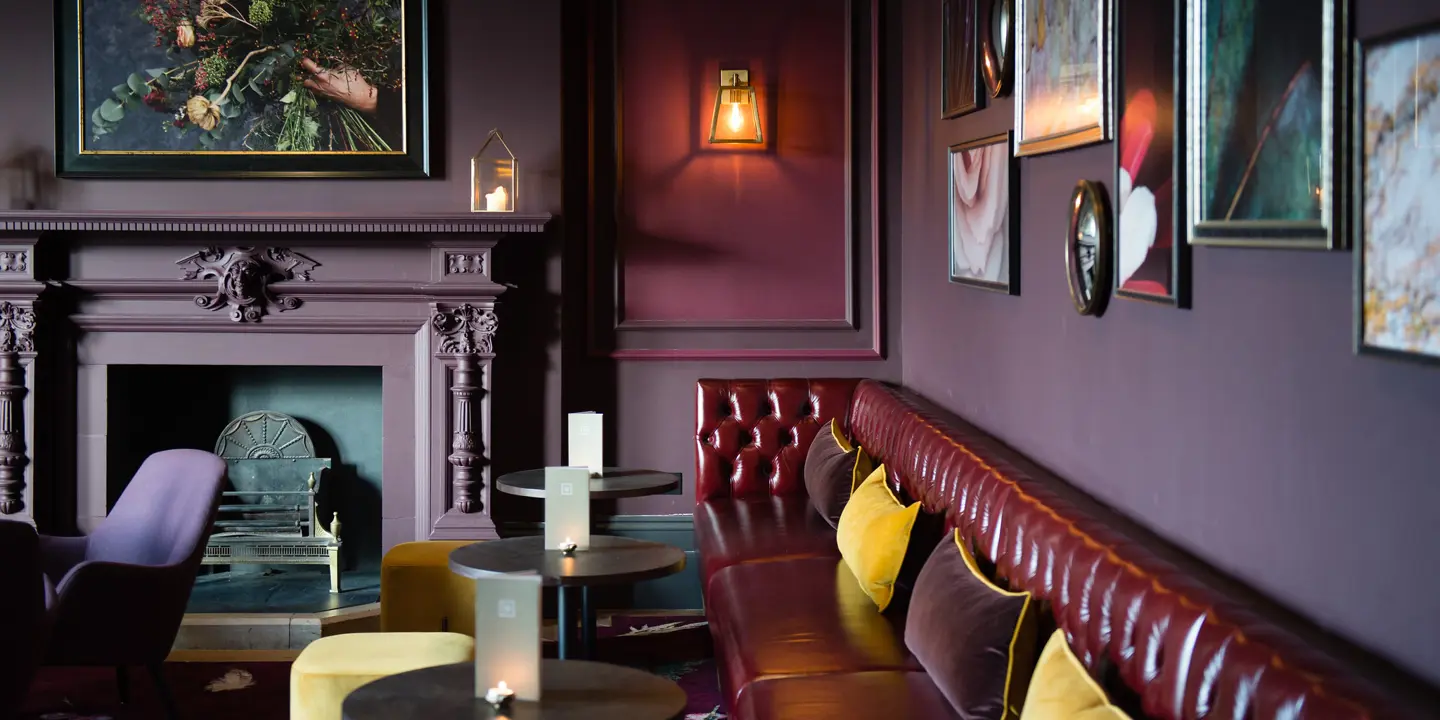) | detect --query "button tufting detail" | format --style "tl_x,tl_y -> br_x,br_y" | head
695,379 -> 858,502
